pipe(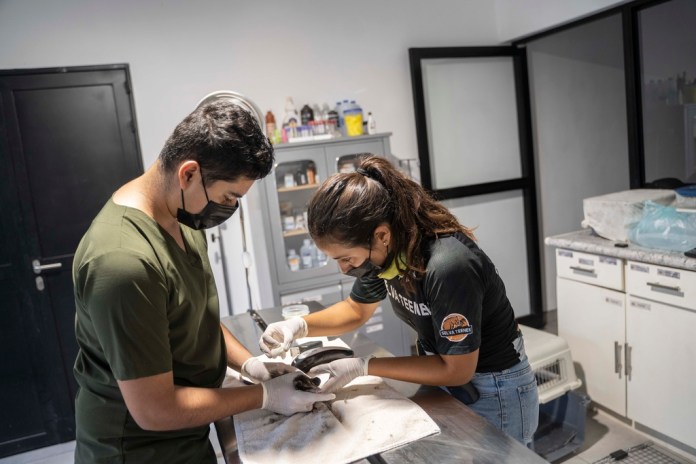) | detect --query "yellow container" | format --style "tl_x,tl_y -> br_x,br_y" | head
344,111 -> 363,137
